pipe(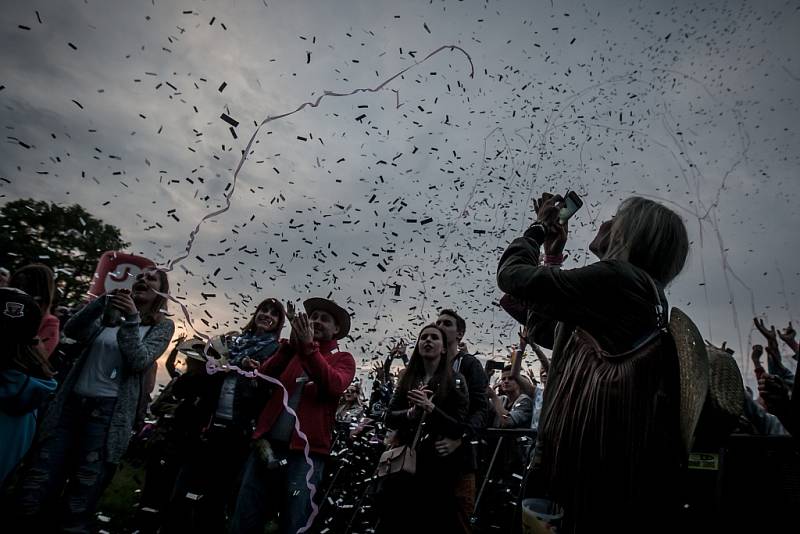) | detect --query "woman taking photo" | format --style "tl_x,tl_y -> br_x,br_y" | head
162,297 -> 286,532
498,194 -> 689,533
378,324 -> 468,534
15,267 -> 174,532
